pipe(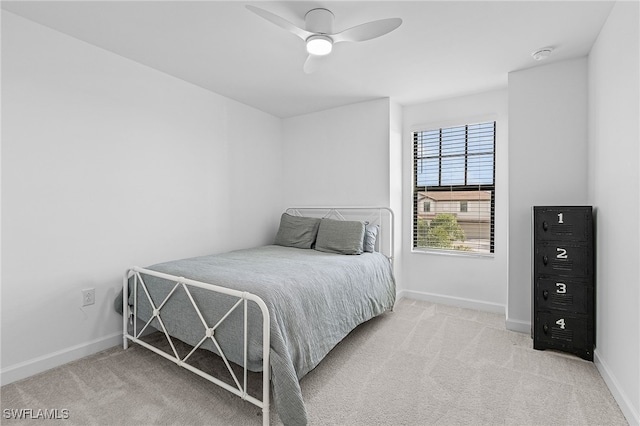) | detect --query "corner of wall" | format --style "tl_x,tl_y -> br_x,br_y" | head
389,99 -> 404,290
